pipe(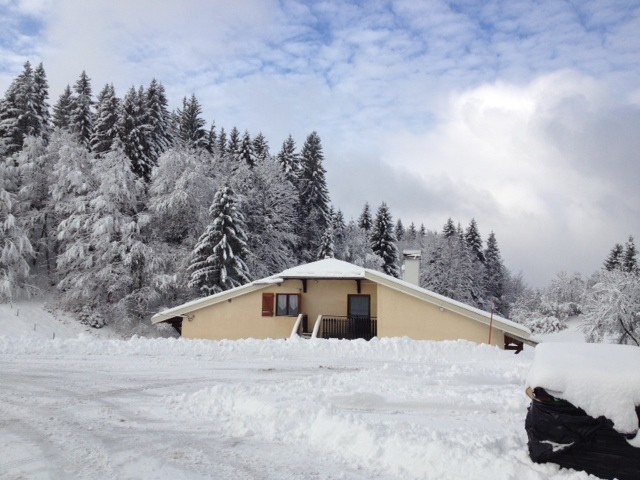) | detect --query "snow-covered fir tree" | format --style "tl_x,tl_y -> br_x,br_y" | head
16,135 -> 55,274
0,157 -> 33,300
0,62 -> 50,155
623,236 -> 637,274
276,134 -> 300,185
238,130 -> 256,167
119,86 -> 153,181
32,63 -> 51,141
52,85 -> 73,131
421,230 -> 475,305
227,127 -> 240,161
317,226 -> 335,259
145,79 -> 172,164
188,185 -> 251,295
370,202 -> 399,277
442,217 -> 456,239
90,84 -> 120,156
252,132 -> 269,162
484,231 -> 506,315
407,222 -> 417,242
205,122 -> 217,154
358,202 -> 372,233
70,71 -> 94,148
176,94 -> 206,150
56,139 -> 149,311
298,131 -> 331,261
217,127 -> 227,156
604,243 -> 624,271
232,158 -> 298,278
464,219 -> 485,263
342,220 -> 382,269
395,219 -> 405,241
332,209 -> 347,260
